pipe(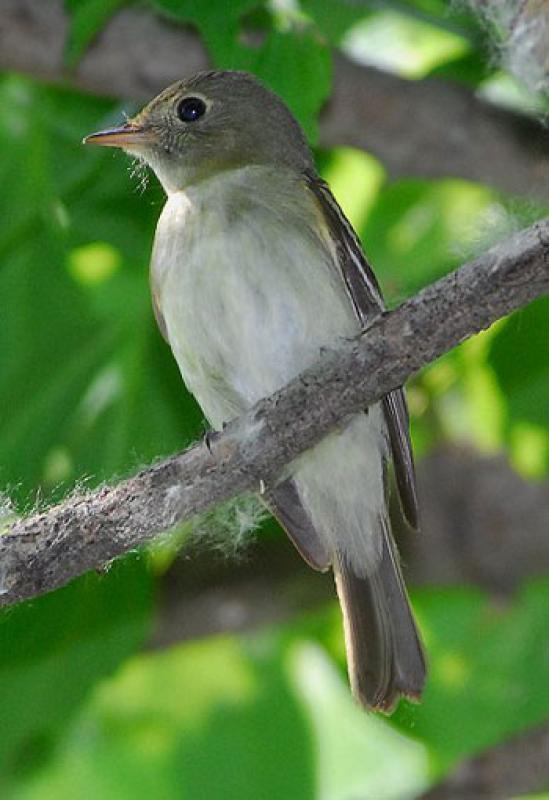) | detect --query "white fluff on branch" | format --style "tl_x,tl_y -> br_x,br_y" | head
187,494 -> 268,559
